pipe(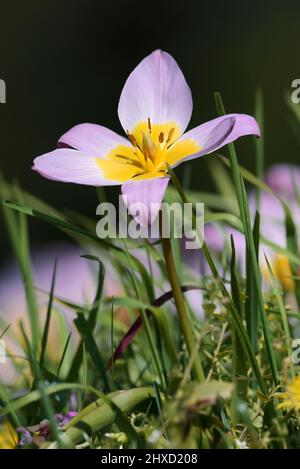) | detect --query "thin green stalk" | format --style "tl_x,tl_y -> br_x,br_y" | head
159,212 -> 205,382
